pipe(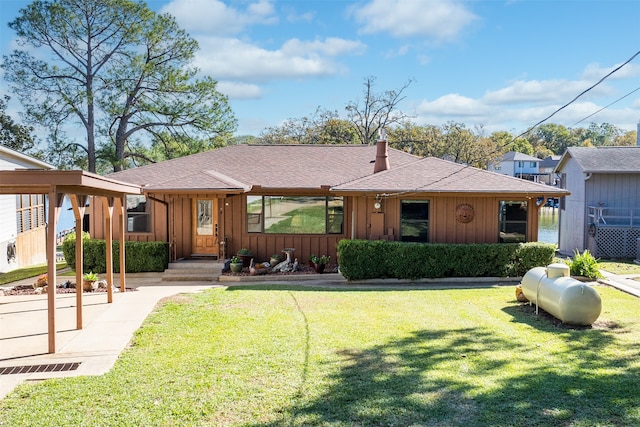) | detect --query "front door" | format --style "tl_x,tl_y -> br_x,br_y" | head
192,198 -> 218,257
